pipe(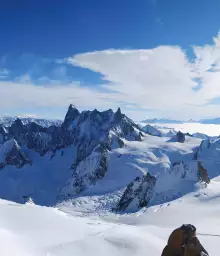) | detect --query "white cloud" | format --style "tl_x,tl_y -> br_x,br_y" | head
2,32 -> 220,120
65,32 -> 220,119
0,80 -> 120,111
